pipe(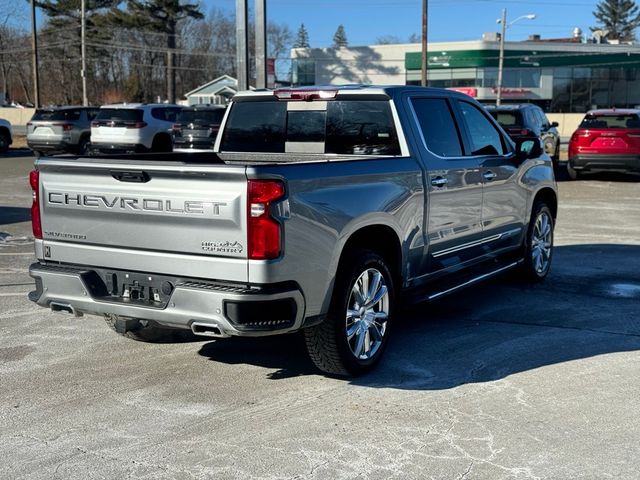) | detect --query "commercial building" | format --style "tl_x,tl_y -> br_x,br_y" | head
291,36 -> 640,113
